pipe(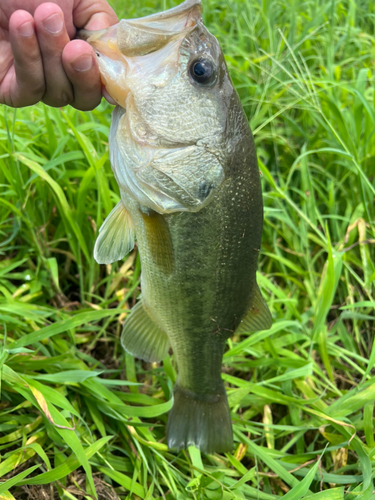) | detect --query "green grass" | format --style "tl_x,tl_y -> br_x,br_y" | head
0,0 -> 375,498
